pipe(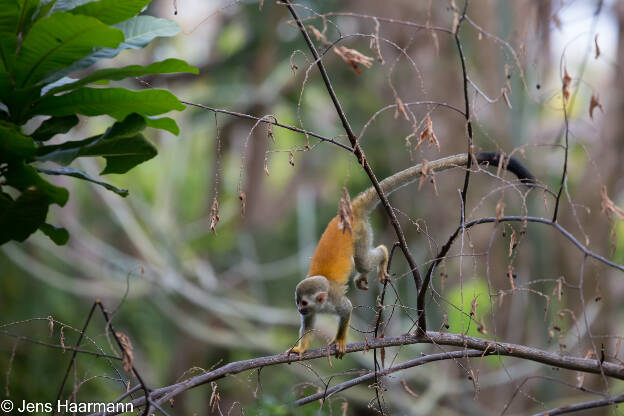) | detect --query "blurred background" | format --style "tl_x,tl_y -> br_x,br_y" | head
2,0 -> 624,414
